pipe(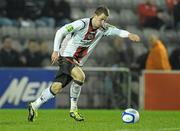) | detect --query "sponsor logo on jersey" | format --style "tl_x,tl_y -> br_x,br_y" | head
66,25 -> 74,32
